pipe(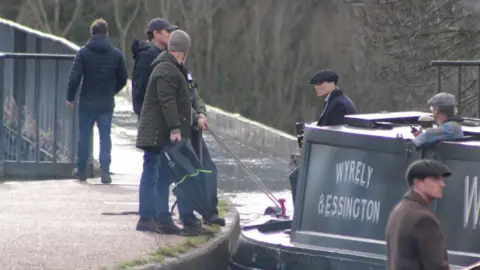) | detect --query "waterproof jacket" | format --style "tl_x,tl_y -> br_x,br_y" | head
66,34 -> 127,112
385,190 -> 449,270
317,88 -> 357,126
136,51 -> 192,152
130,40 -> 164,115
